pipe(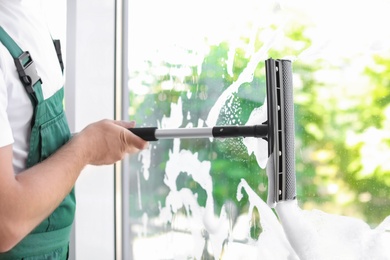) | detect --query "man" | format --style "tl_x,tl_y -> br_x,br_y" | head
0,0 -> 148,258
